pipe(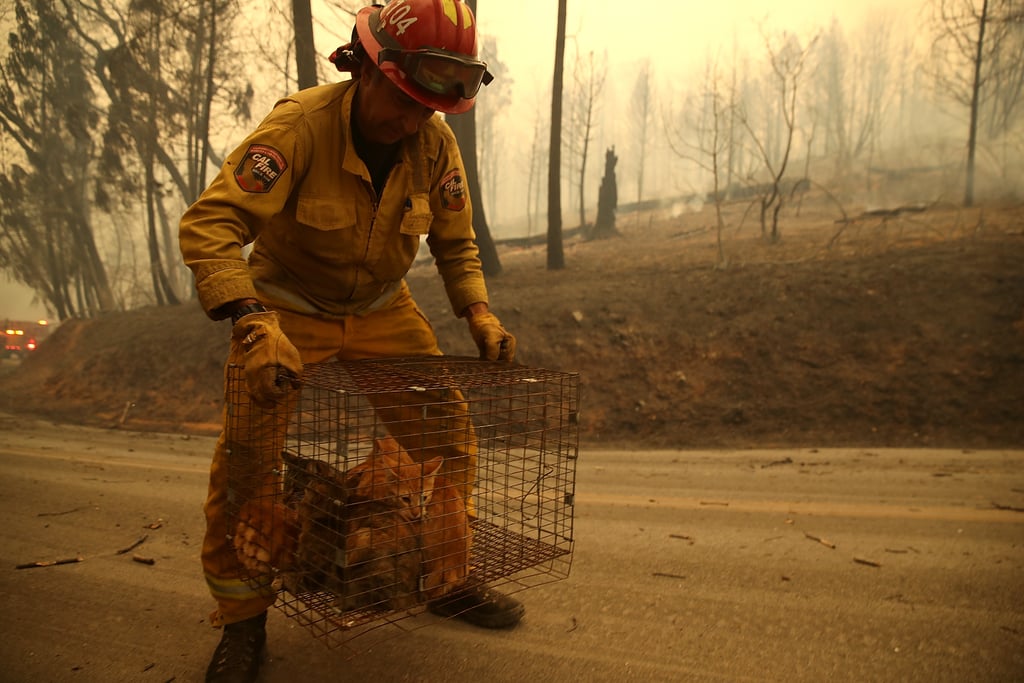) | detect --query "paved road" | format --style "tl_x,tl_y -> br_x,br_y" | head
1,412 -> 1022,682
